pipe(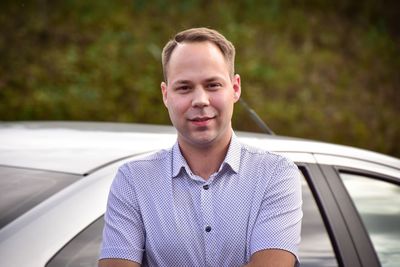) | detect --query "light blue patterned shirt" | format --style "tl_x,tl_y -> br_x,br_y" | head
100,133 -> 302,266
